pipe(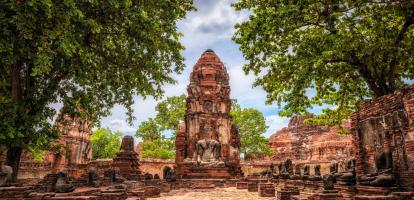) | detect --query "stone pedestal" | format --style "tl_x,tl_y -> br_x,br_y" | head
312,190 -> 343,200
336,181 -> 356,199
236,182 -> 248,189
277,189 -> 291,200
258,183 -> 275,197
356,185 -> 396,196
354,185 -> 399,199
247,182 -> 258,192
178,163 -> 233,179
